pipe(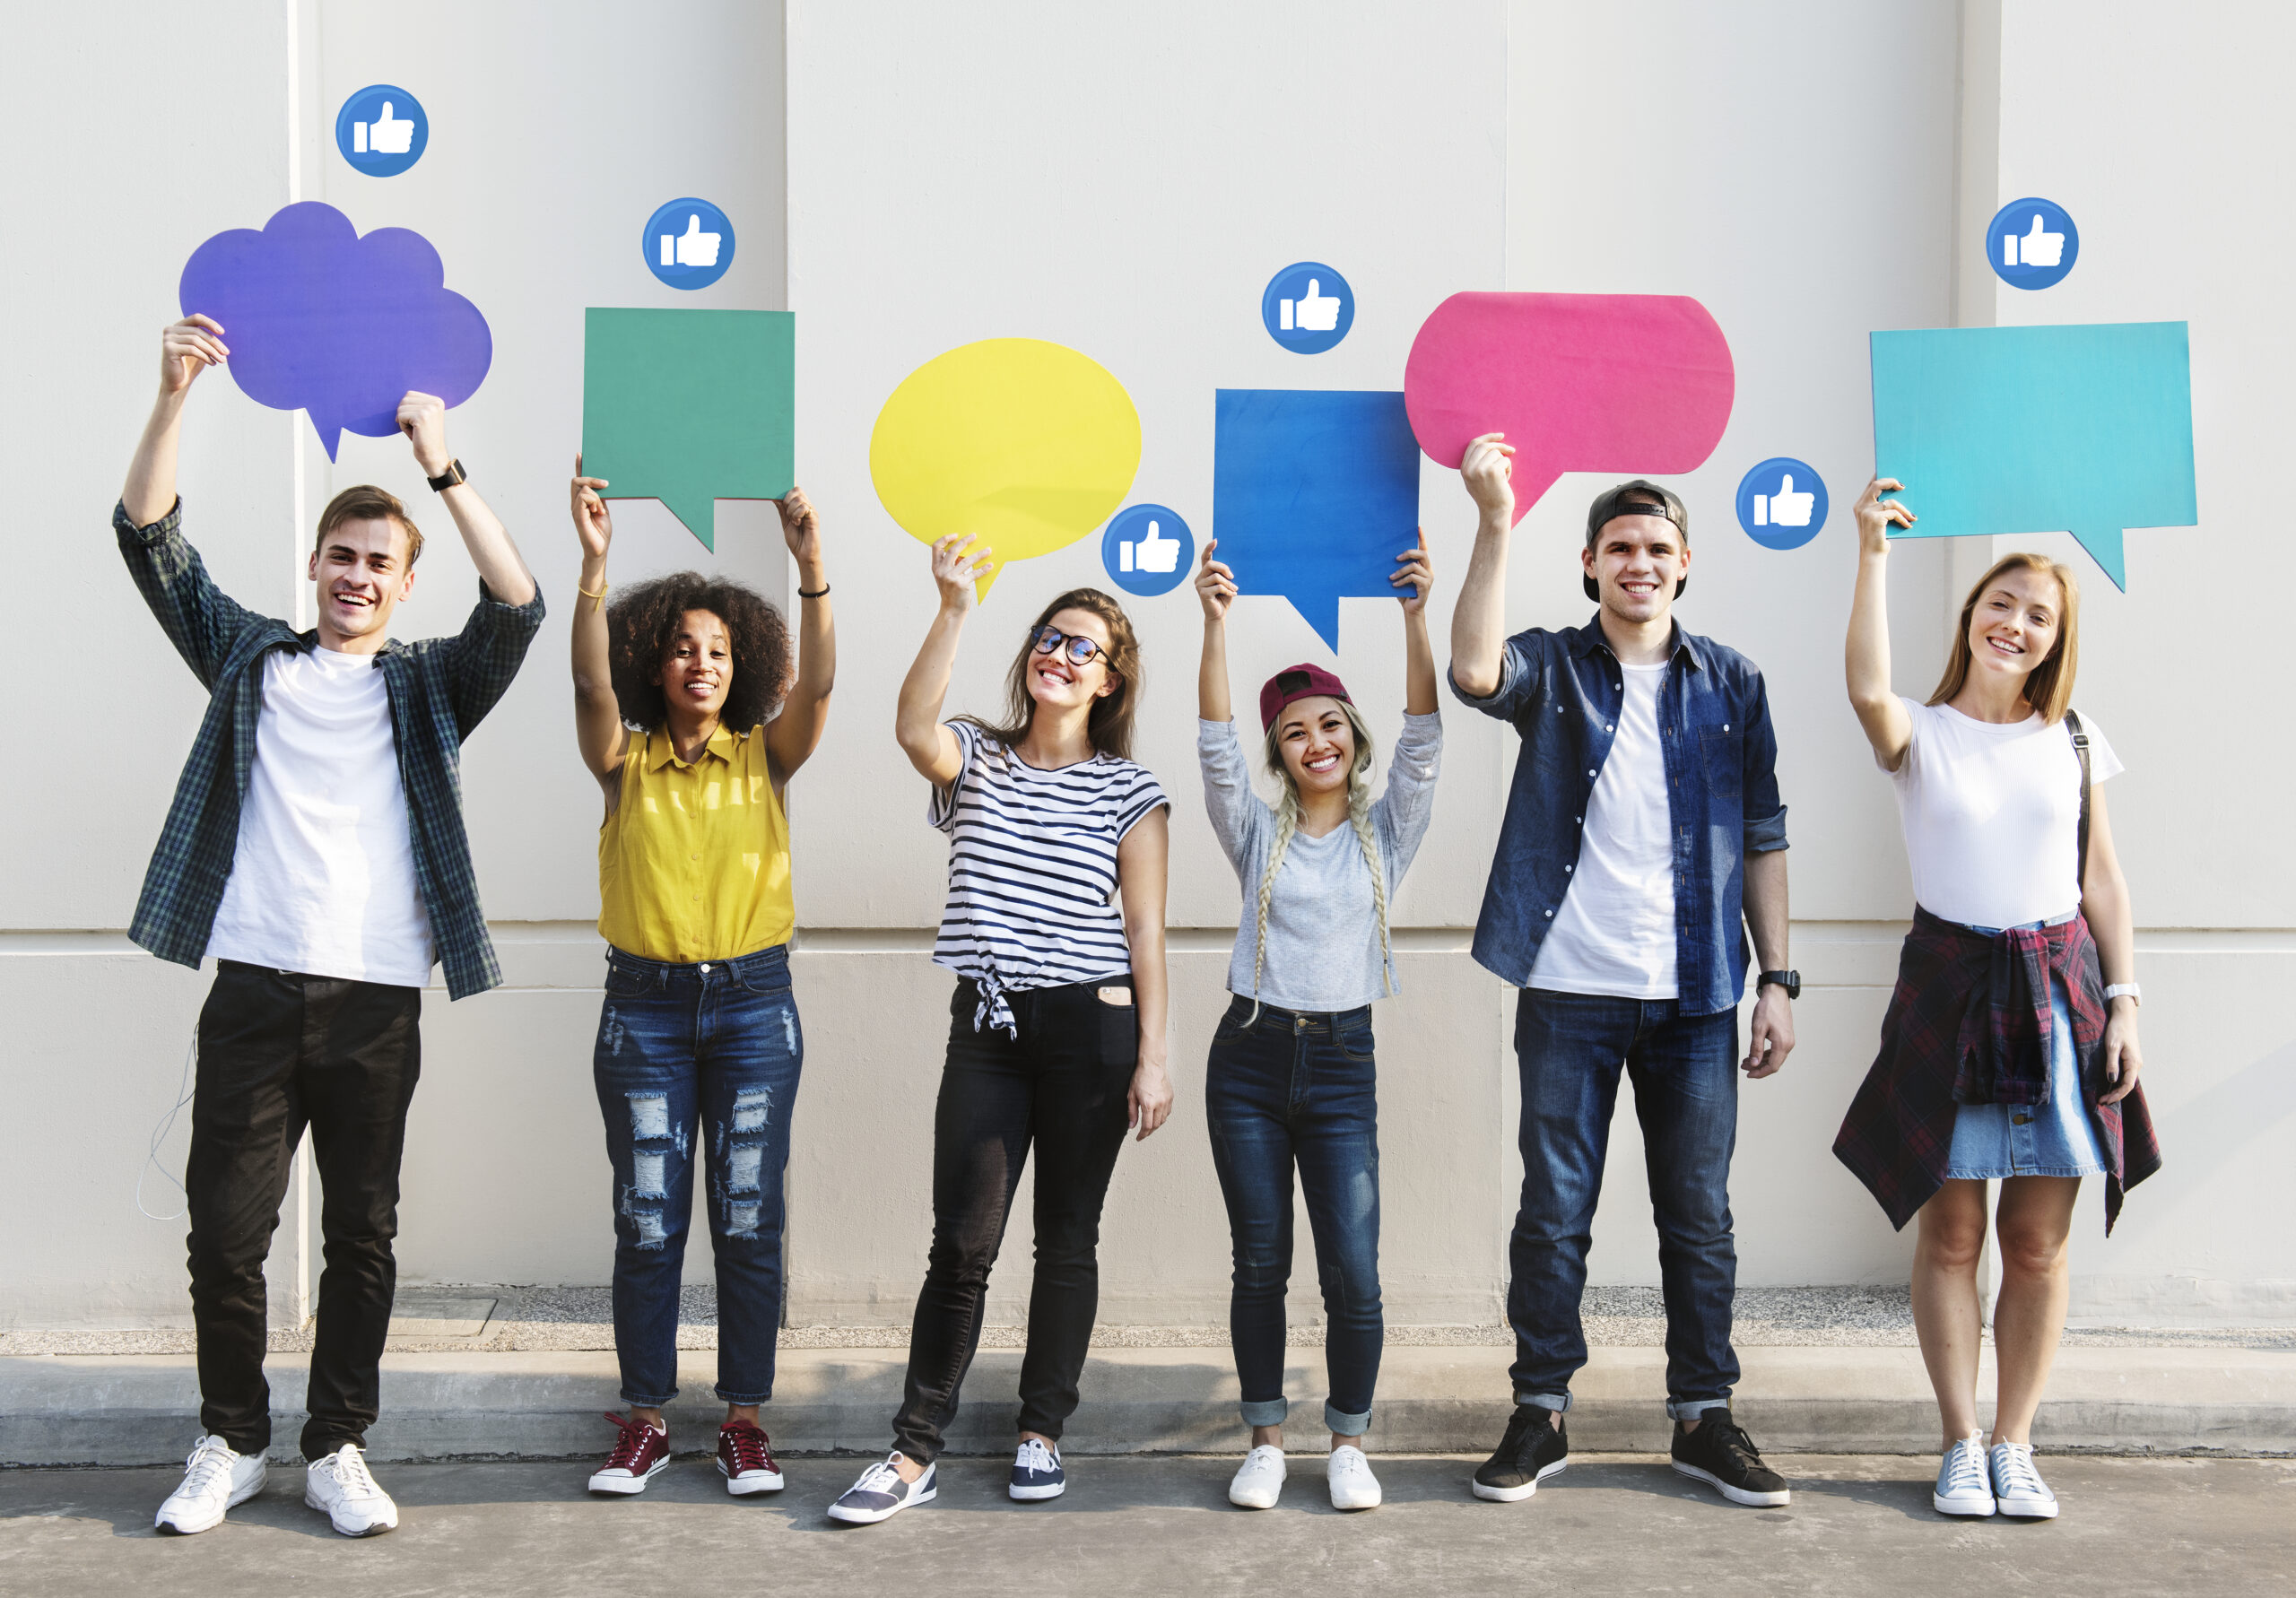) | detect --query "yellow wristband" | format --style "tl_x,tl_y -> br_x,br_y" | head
578,581 -> 609,612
